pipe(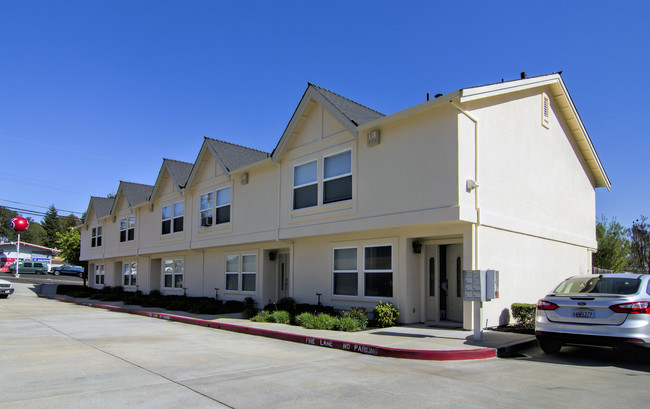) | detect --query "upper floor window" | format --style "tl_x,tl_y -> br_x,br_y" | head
293,160 -> 317,209
120,216 -> 135,242
162,201 -> 184,235
200,187 -> 231,227
323,150 -> 352,204
292,150 -> 352,210
91,226 -> 102,247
